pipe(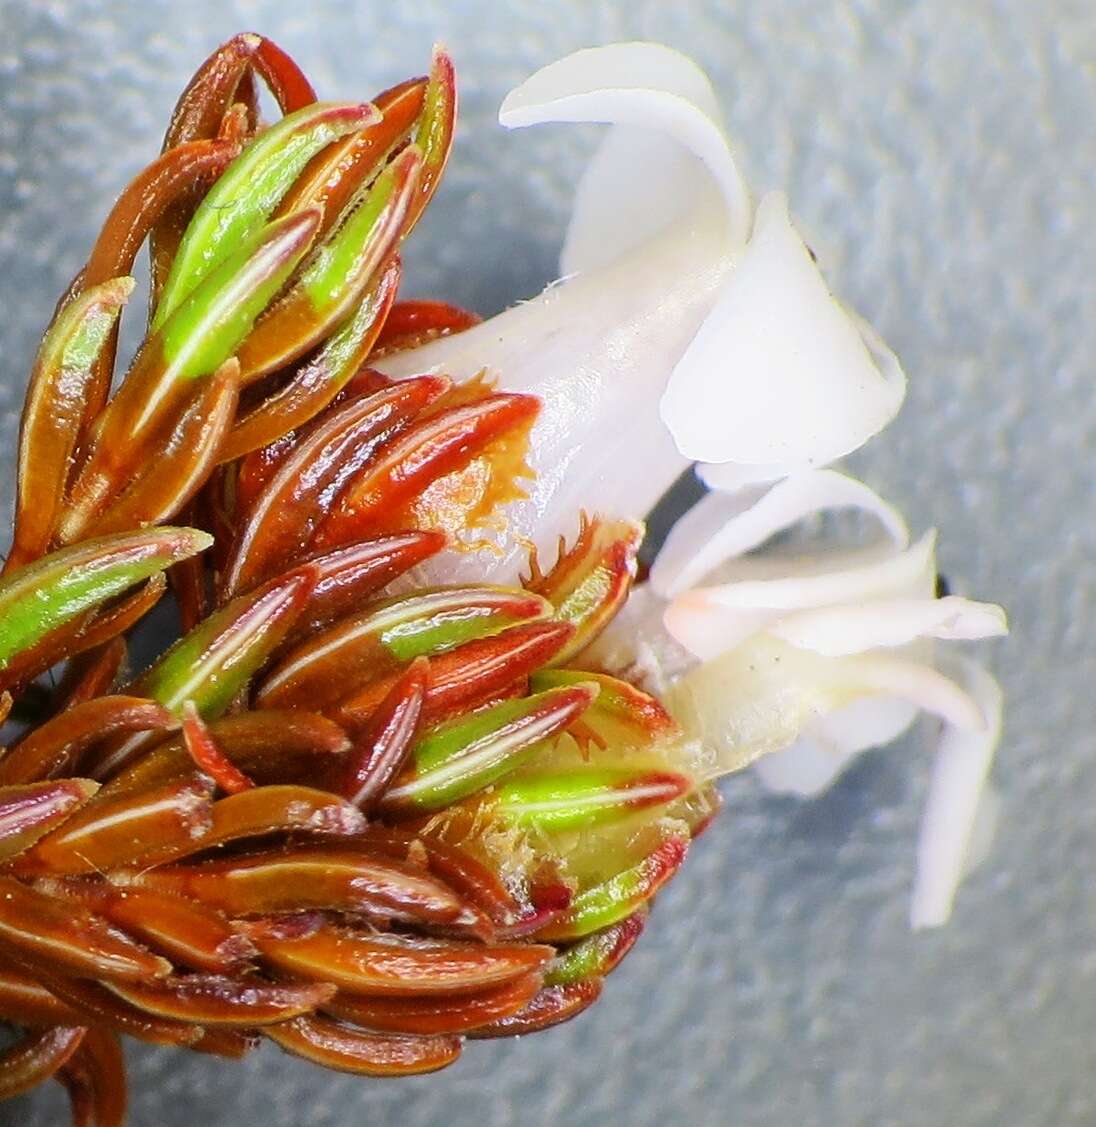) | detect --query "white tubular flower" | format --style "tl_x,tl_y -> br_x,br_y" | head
377,42 -> 906,582
375,42 -> 1005,928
